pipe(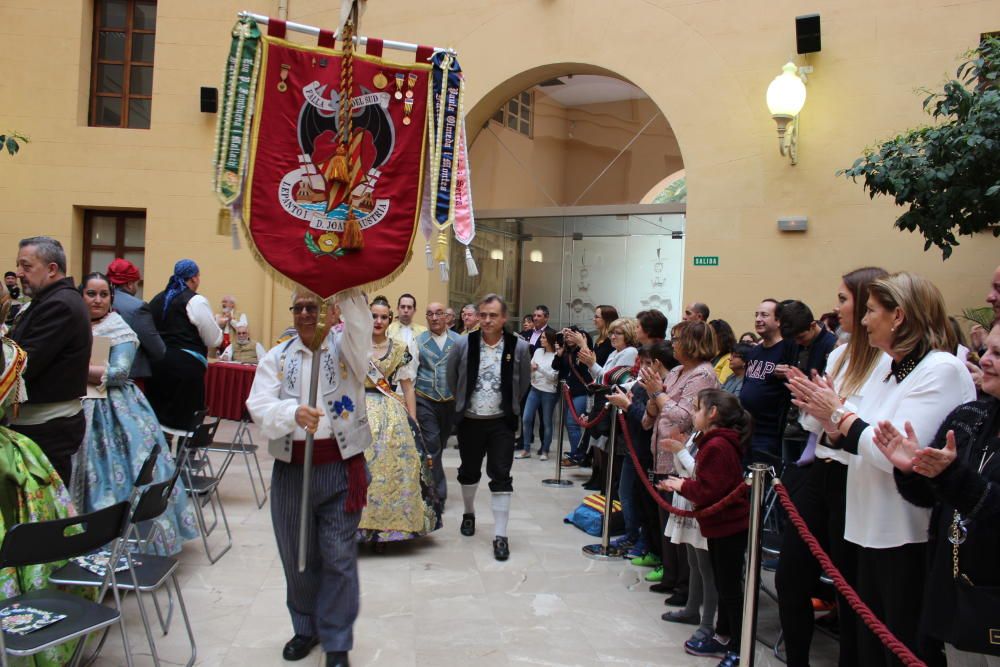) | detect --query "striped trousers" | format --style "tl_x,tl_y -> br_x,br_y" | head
271,460 -> 362,652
